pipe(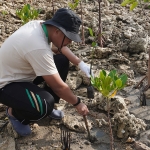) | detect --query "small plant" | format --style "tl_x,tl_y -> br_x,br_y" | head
91,70 -> 127,98
88,26 -> 105,46
16,4 -> 40,24
91,70 -> 128,150
88,28 -> 97,48
68,0 -> 80,10
1,10 -> 8,17
86,28 -> 97,99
